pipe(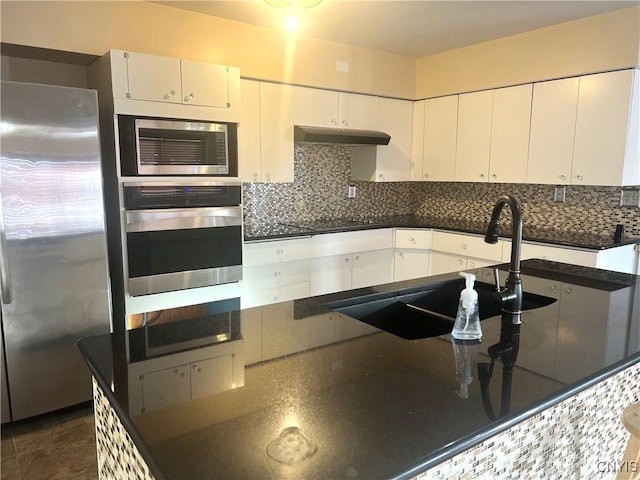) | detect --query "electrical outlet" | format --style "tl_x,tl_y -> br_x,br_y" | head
336,61 -> 349,73
347,184 -> 356,199
554,186 -> 566,203
620,188 -> 640,207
